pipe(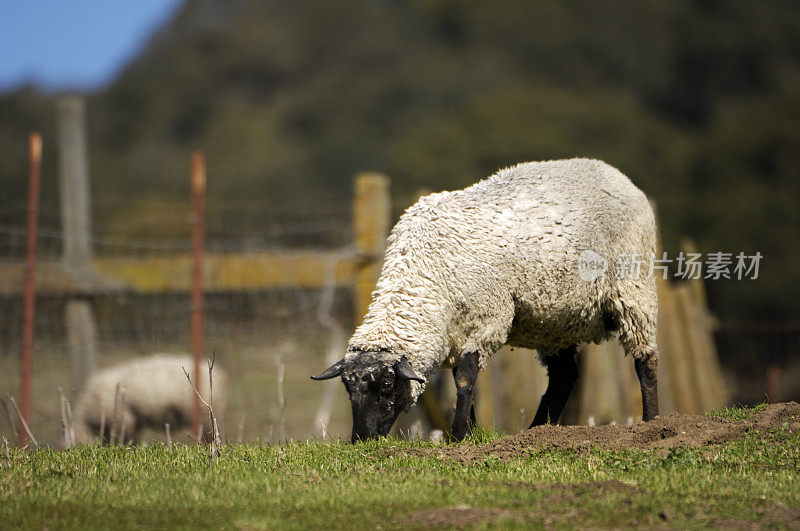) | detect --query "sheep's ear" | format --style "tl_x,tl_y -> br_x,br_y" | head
311,359 -> 345,380
395,357 -> 425,383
